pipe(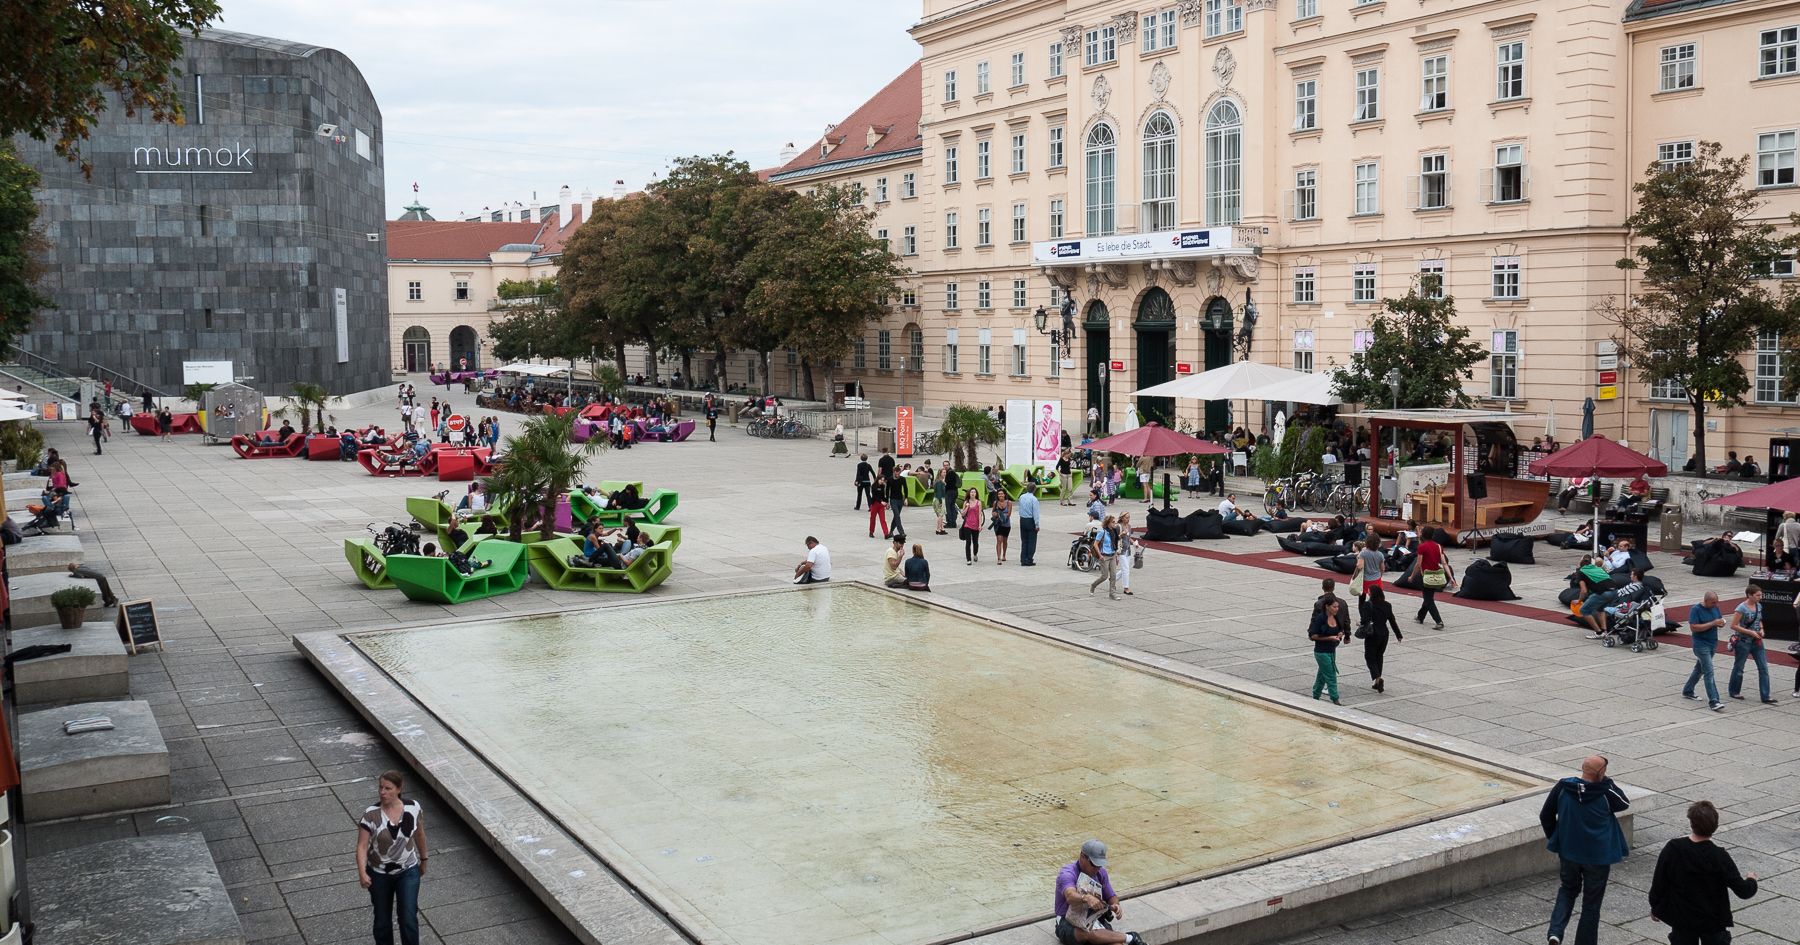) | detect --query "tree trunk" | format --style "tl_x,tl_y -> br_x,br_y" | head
643,342 -> 657,382
680,350 -> 693,389
822,361 -> 836,409
714,347 -> 729,393
759,351 -> 772,396
801,357 -> 817,401
1692,399 -> 1708,478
